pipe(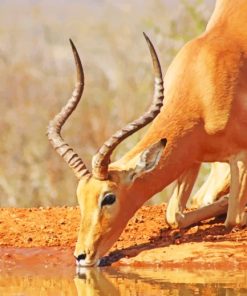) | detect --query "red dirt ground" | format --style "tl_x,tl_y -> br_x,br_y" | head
0,204 -> 247,270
